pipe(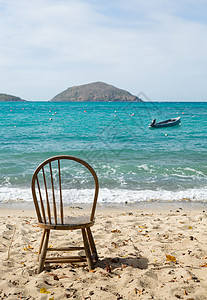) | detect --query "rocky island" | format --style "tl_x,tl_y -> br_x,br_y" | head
50,82 -> 142,102
0,93 -> 25,102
